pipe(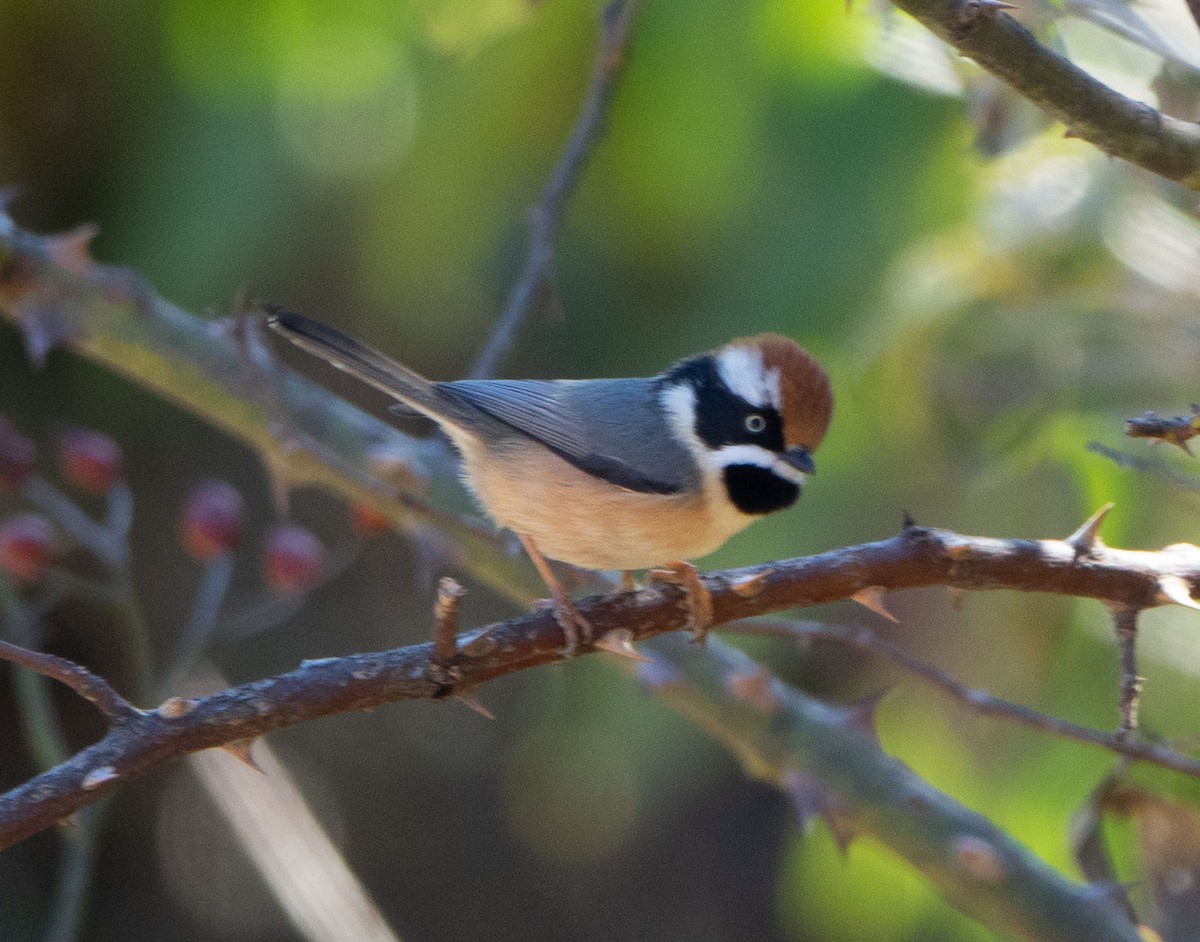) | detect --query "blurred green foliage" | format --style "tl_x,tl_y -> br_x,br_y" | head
3,0 -> 1200,940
